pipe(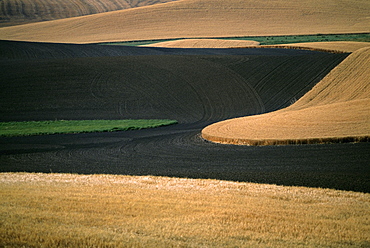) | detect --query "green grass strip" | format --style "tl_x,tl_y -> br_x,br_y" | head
220,33 -> 370,45
0,119 -> 178,137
